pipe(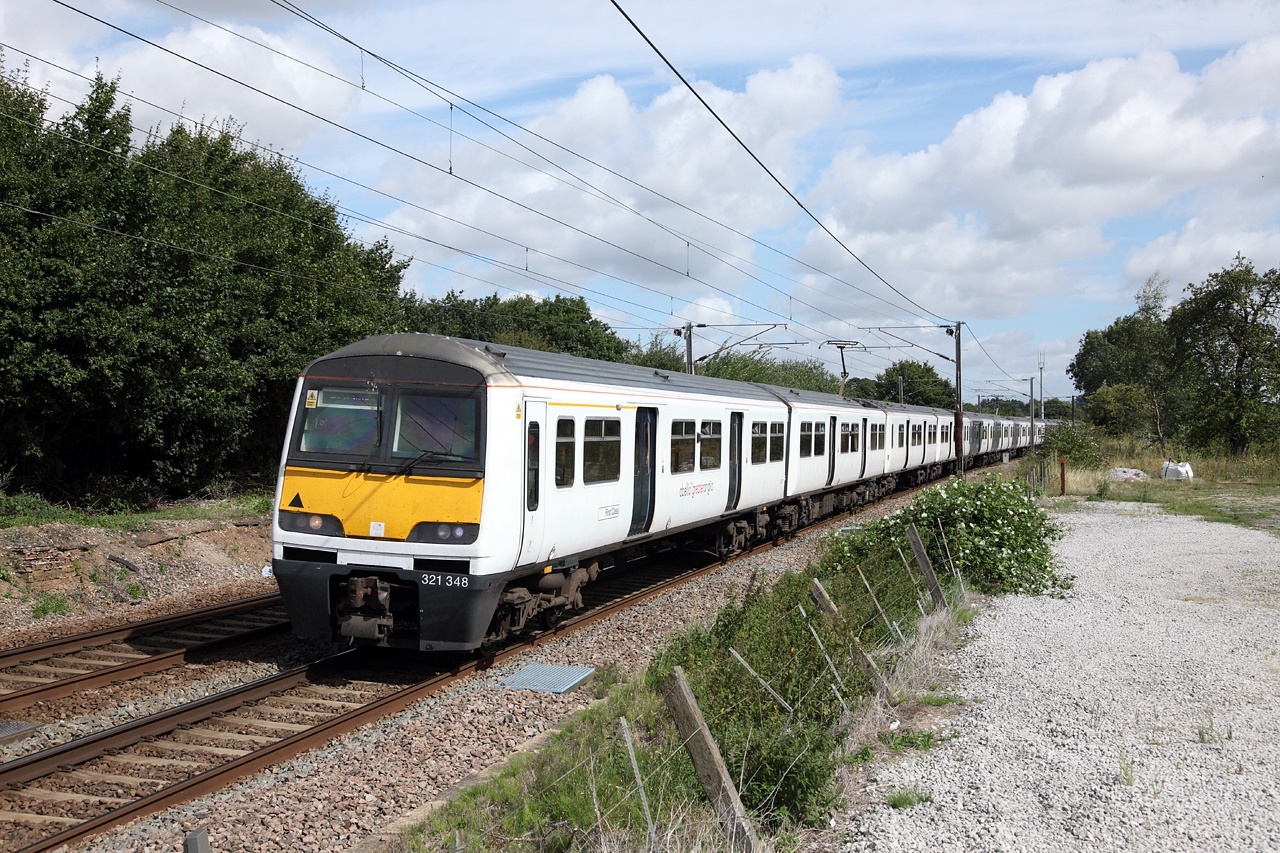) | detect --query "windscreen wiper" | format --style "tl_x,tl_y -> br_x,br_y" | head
392,449 -> 469,475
